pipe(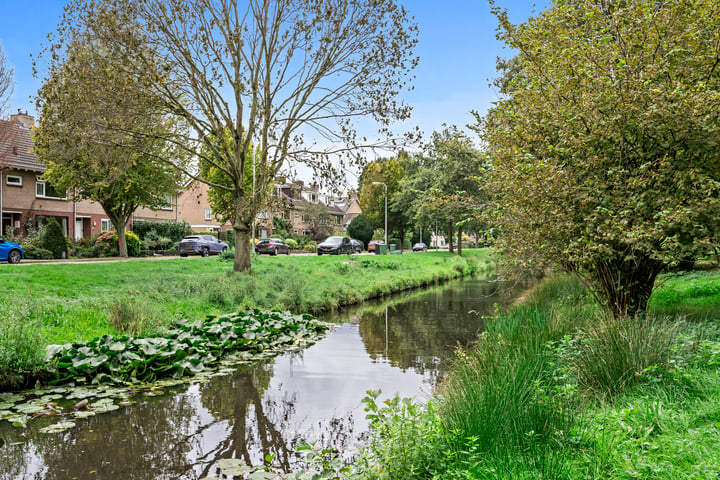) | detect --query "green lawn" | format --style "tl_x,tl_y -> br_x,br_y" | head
0,250 -> 492,387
